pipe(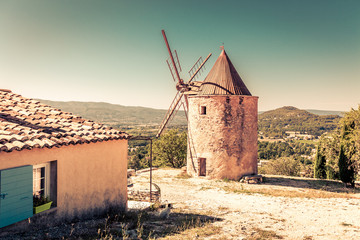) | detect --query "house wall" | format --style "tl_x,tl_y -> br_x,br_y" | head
0,140 -> 128,219
187,95 -> 258,180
